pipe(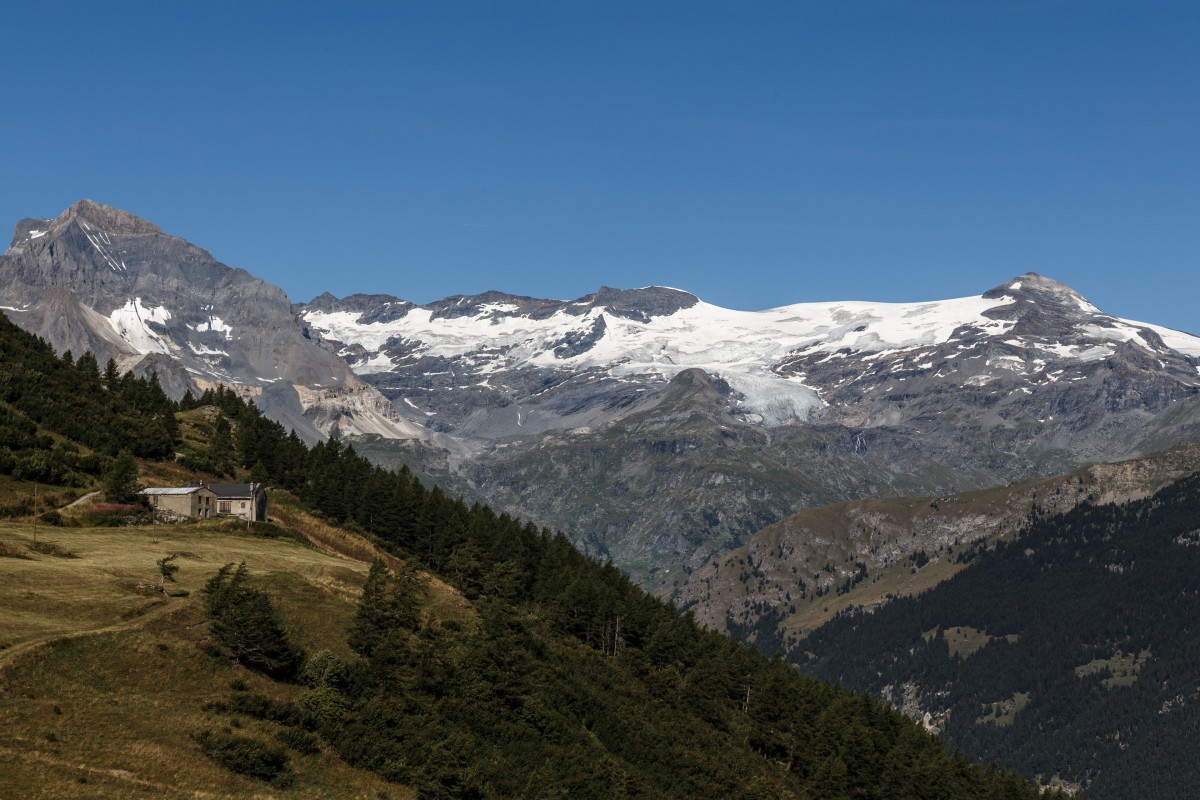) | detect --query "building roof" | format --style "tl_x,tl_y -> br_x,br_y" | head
207,483 -> 261,499
140,487 -> 205,496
